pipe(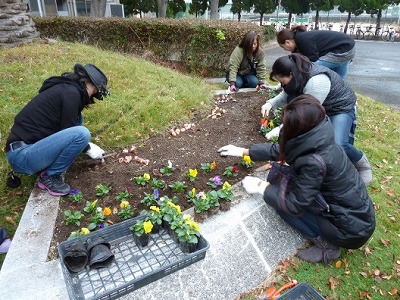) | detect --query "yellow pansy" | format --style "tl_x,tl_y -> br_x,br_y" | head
269,121 -> 274,128
90,200 -> 98,209
150,205 -> 160,213
81,228 -> 90,235
143,220 -> 153,234
189,169 -> 198,178
143,173 -> 151,181
222,181 -> 231,190
191,188 -> 196,195
185,219 -> 200,232
243,155 -> 252,164
120,200 -> 129,208
103,207 -> 112,216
